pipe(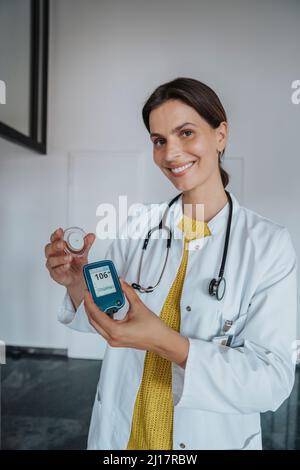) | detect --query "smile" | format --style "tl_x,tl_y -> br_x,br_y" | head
168,161 -> 195,176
